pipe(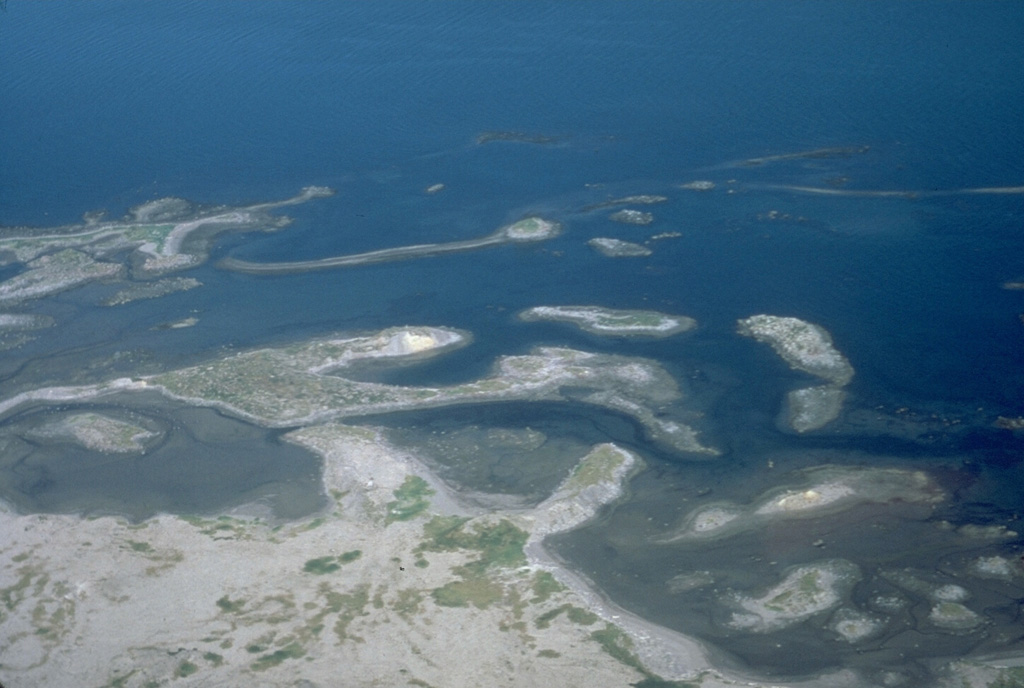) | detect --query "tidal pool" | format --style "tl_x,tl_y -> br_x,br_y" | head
0,391 -> 326,521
